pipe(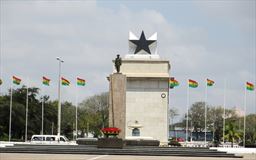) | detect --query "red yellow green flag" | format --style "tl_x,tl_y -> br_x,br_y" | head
13,76 -> 21,85
42,76 -> 50,86
77,77 -> 86,86
61,77 -> 70,86
189,79 -> 198,88
207,79 -> 214,86
246,82 -> 254,91
169,78 -> 179,88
